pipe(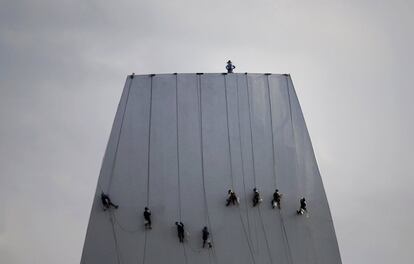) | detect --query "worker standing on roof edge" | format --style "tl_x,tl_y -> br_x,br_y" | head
202,226 -> 212,248
297,197 -> 307,215
144,207 -> 152,229
226,189 -> 239,206
175,222 -> 185,243
253,188 -> 262,207
226,60 -> 236,73
101,193 -> 119,211
272,189 -> 282,209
